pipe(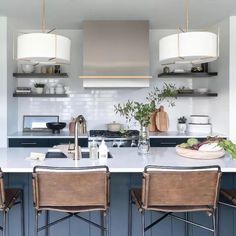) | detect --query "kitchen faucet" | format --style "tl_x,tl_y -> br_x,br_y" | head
73,115 -> 87,160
